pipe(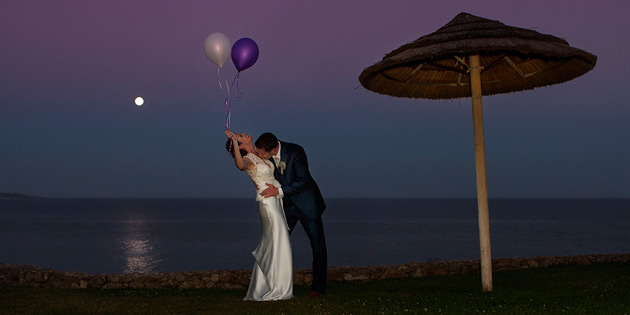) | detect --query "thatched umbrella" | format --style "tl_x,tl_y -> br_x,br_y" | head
359,12 -> 596,291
